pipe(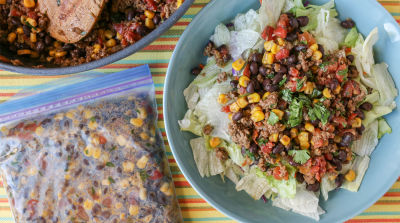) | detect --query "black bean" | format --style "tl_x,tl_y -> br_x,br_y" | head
83,159 -> 89,166
296,173 -> 304,183
278,64 -> 287,74
306,182 -> 320,192
285,32 -> 297,42
38,32 -> 45,38
357,125 -> 365,135
249,144 -> 258,153
295,44 -> 307,51
272,143 -> 284,154
251,53 -> 262,63
337,150 -> 347,162
346,55 -> 355,63
297,16 -> 309,27
44,35 -> 53,46
191,67 -> 201,75
259,66 -> 267,76
250,62 -> 259,75
11,17 -> 21,26
230,80 -> 238,88
253,79 -> 261,90
264,83 -> 279,92
329,79 -> 339,91
339,132 -> 354,147
263,78 -> 271,86
283,129 -> 291,136
62,43 -> 75,51
360,102 -> 373,111
153,15 -> 161,25
23,25 -> 31,37
340,19 -> 355,29
246,81 -> 255,93
331,158 -> 342,171
335,174 -> 345,188
36,41 -> 45,52
289,17 -> 299,29
310,119 -> 319,126
136,25 -> 147,36
289,157 -> 299,167
354,108 -> 365,120
126,8 -> 135,21
232,112 -> 243,121
272,73 -> 283,85
318,44 -> 324,56
287,54 -> 297,64
316,84 -> 324,91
